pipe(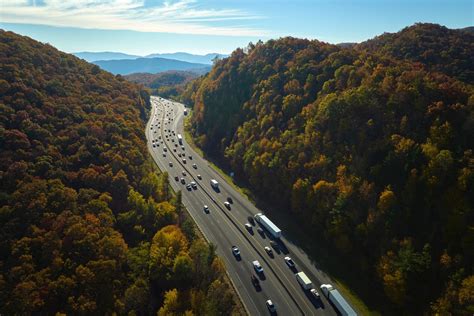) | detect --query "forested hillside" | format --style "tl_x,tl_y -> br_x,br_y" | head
357,23 -> 474,84
182,23 -> 474,314
0,30 -> 237,314
125,71 -> 199,100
